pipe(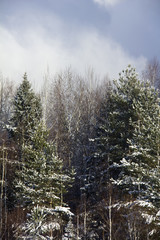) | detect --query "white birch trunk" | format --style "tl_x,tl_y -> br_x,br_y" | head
109,193 -> 112,240
0,142 -> 5,240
